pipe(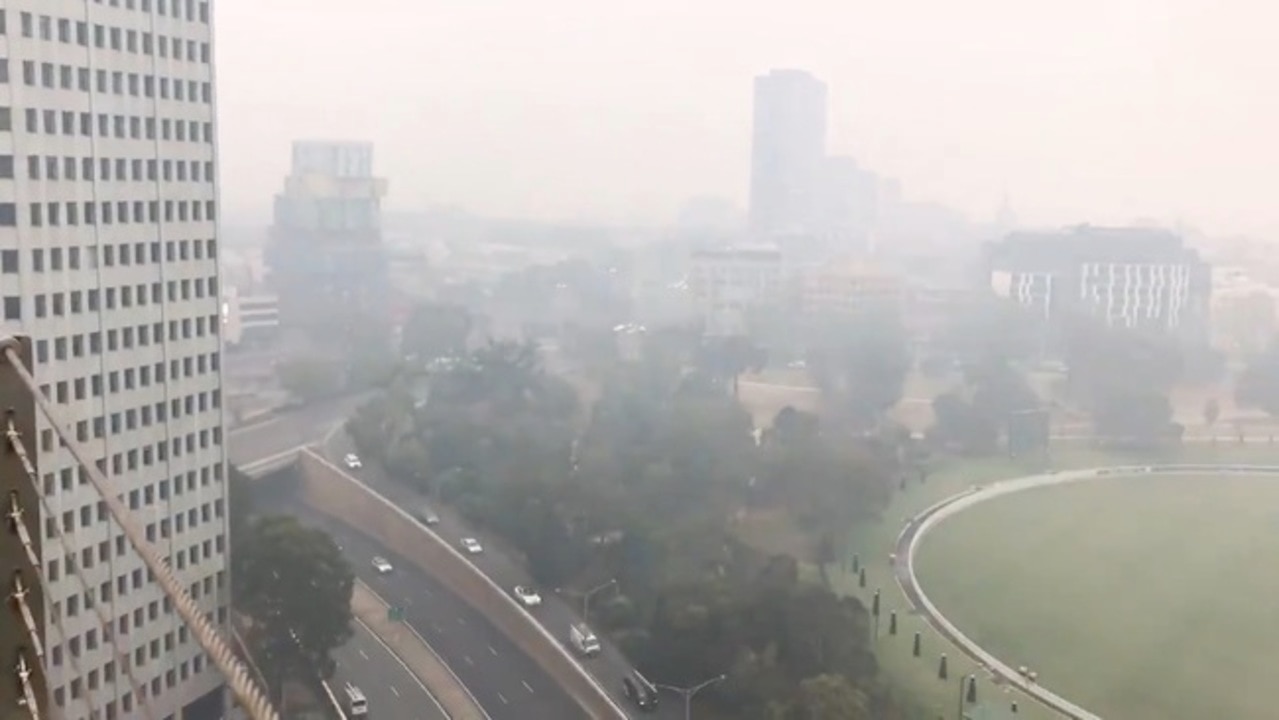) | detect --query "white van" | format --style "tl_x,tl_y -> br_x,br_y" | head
569,623 -> 601,657
344,683 -> 368,717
